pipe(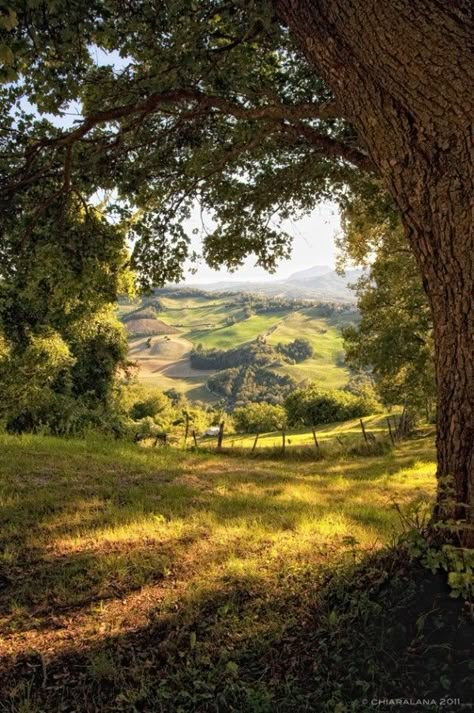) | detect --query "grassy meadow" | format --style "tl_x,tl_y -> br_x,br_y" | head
5,431 -> 470,712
